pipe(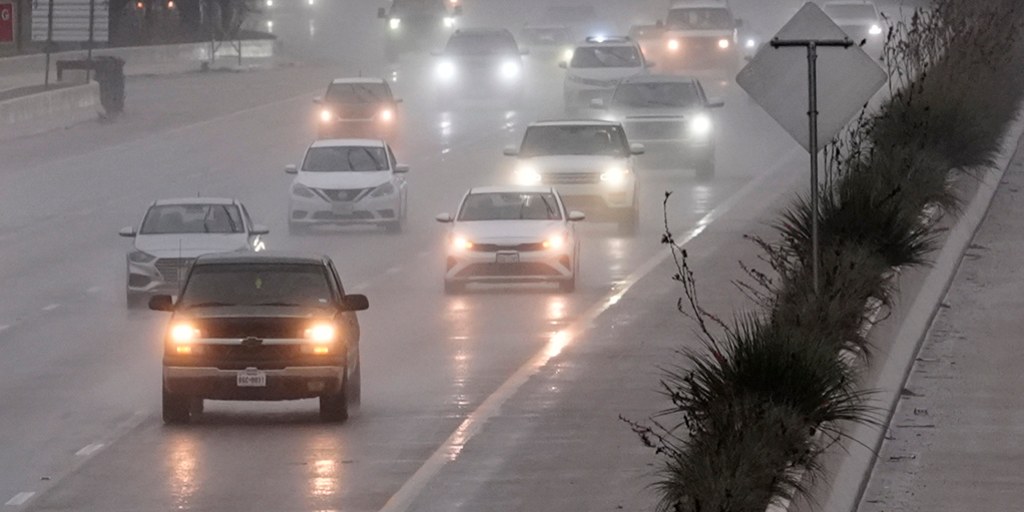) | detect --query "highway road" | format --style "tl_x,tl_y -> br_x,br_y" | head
0,1 -> 812,510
